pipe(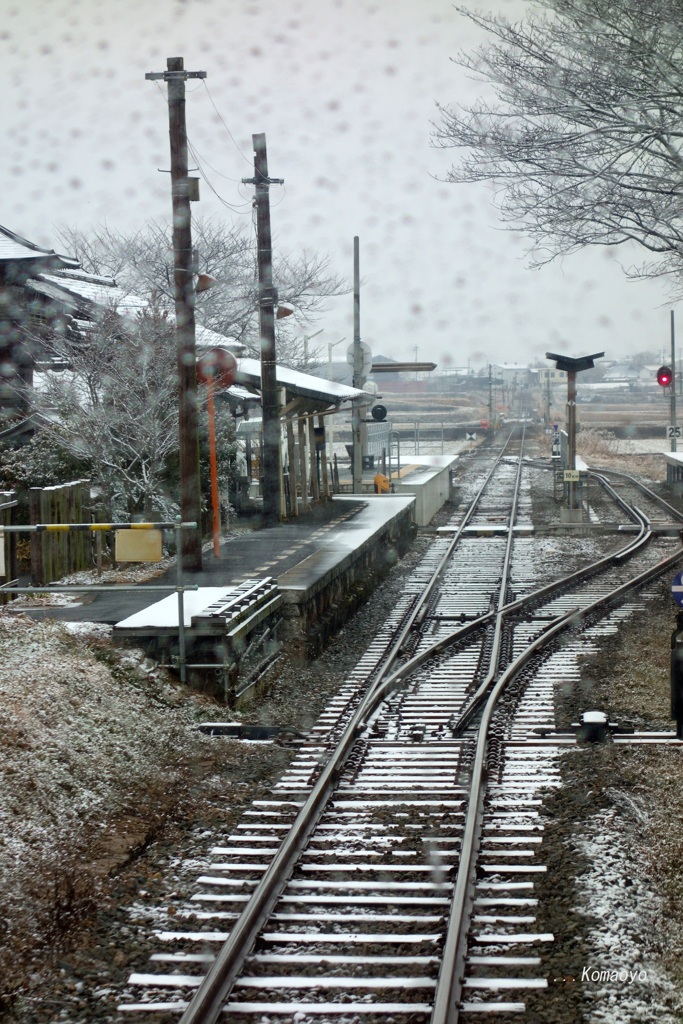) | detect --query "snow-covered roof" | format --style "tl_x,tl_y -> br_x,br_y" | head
195,324 -> 245,355
25,277 -> 80,312
41,271 -> 148,317
29,268 -> 247,355
227,384 -> 260,404
234,356 -> 368,405
0,224 -> 79,267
